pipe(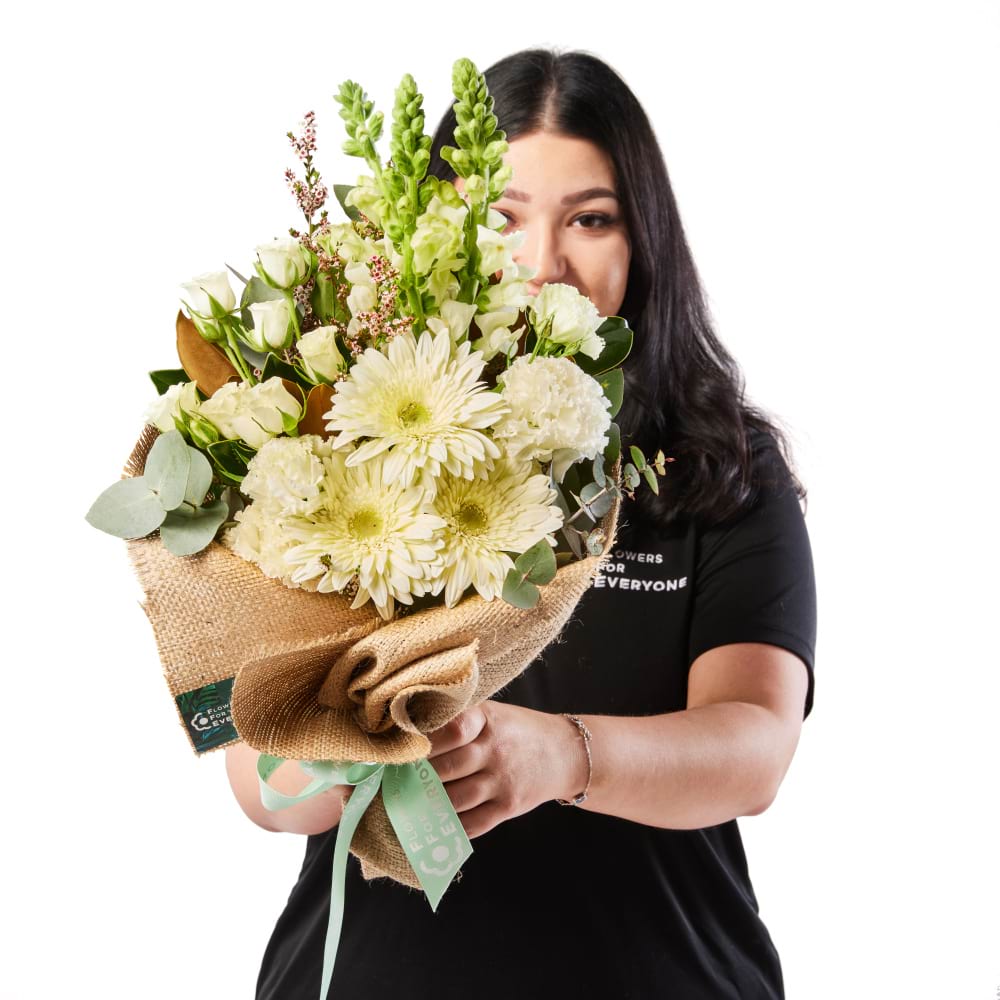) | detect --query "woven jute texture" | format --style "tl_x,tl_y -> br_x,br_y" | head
124,425 -> 621,888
